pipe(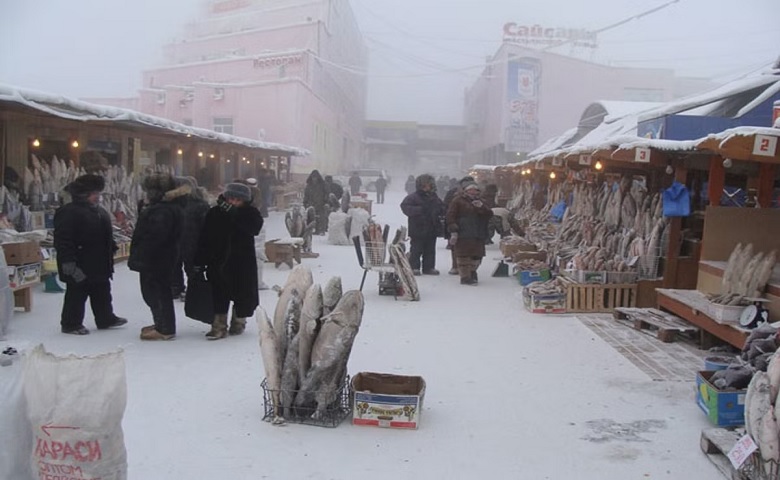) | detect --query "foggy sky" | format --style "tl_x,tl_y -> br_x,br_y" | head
1,0 -> 778,125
